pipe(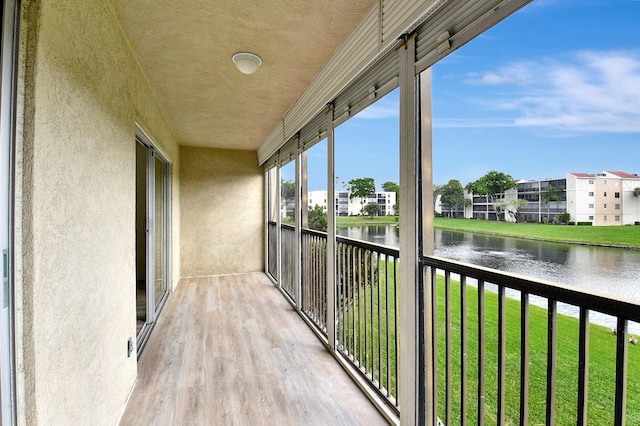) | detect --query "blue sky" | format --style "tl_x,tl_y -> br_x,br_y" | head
289,0 -> 640,191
